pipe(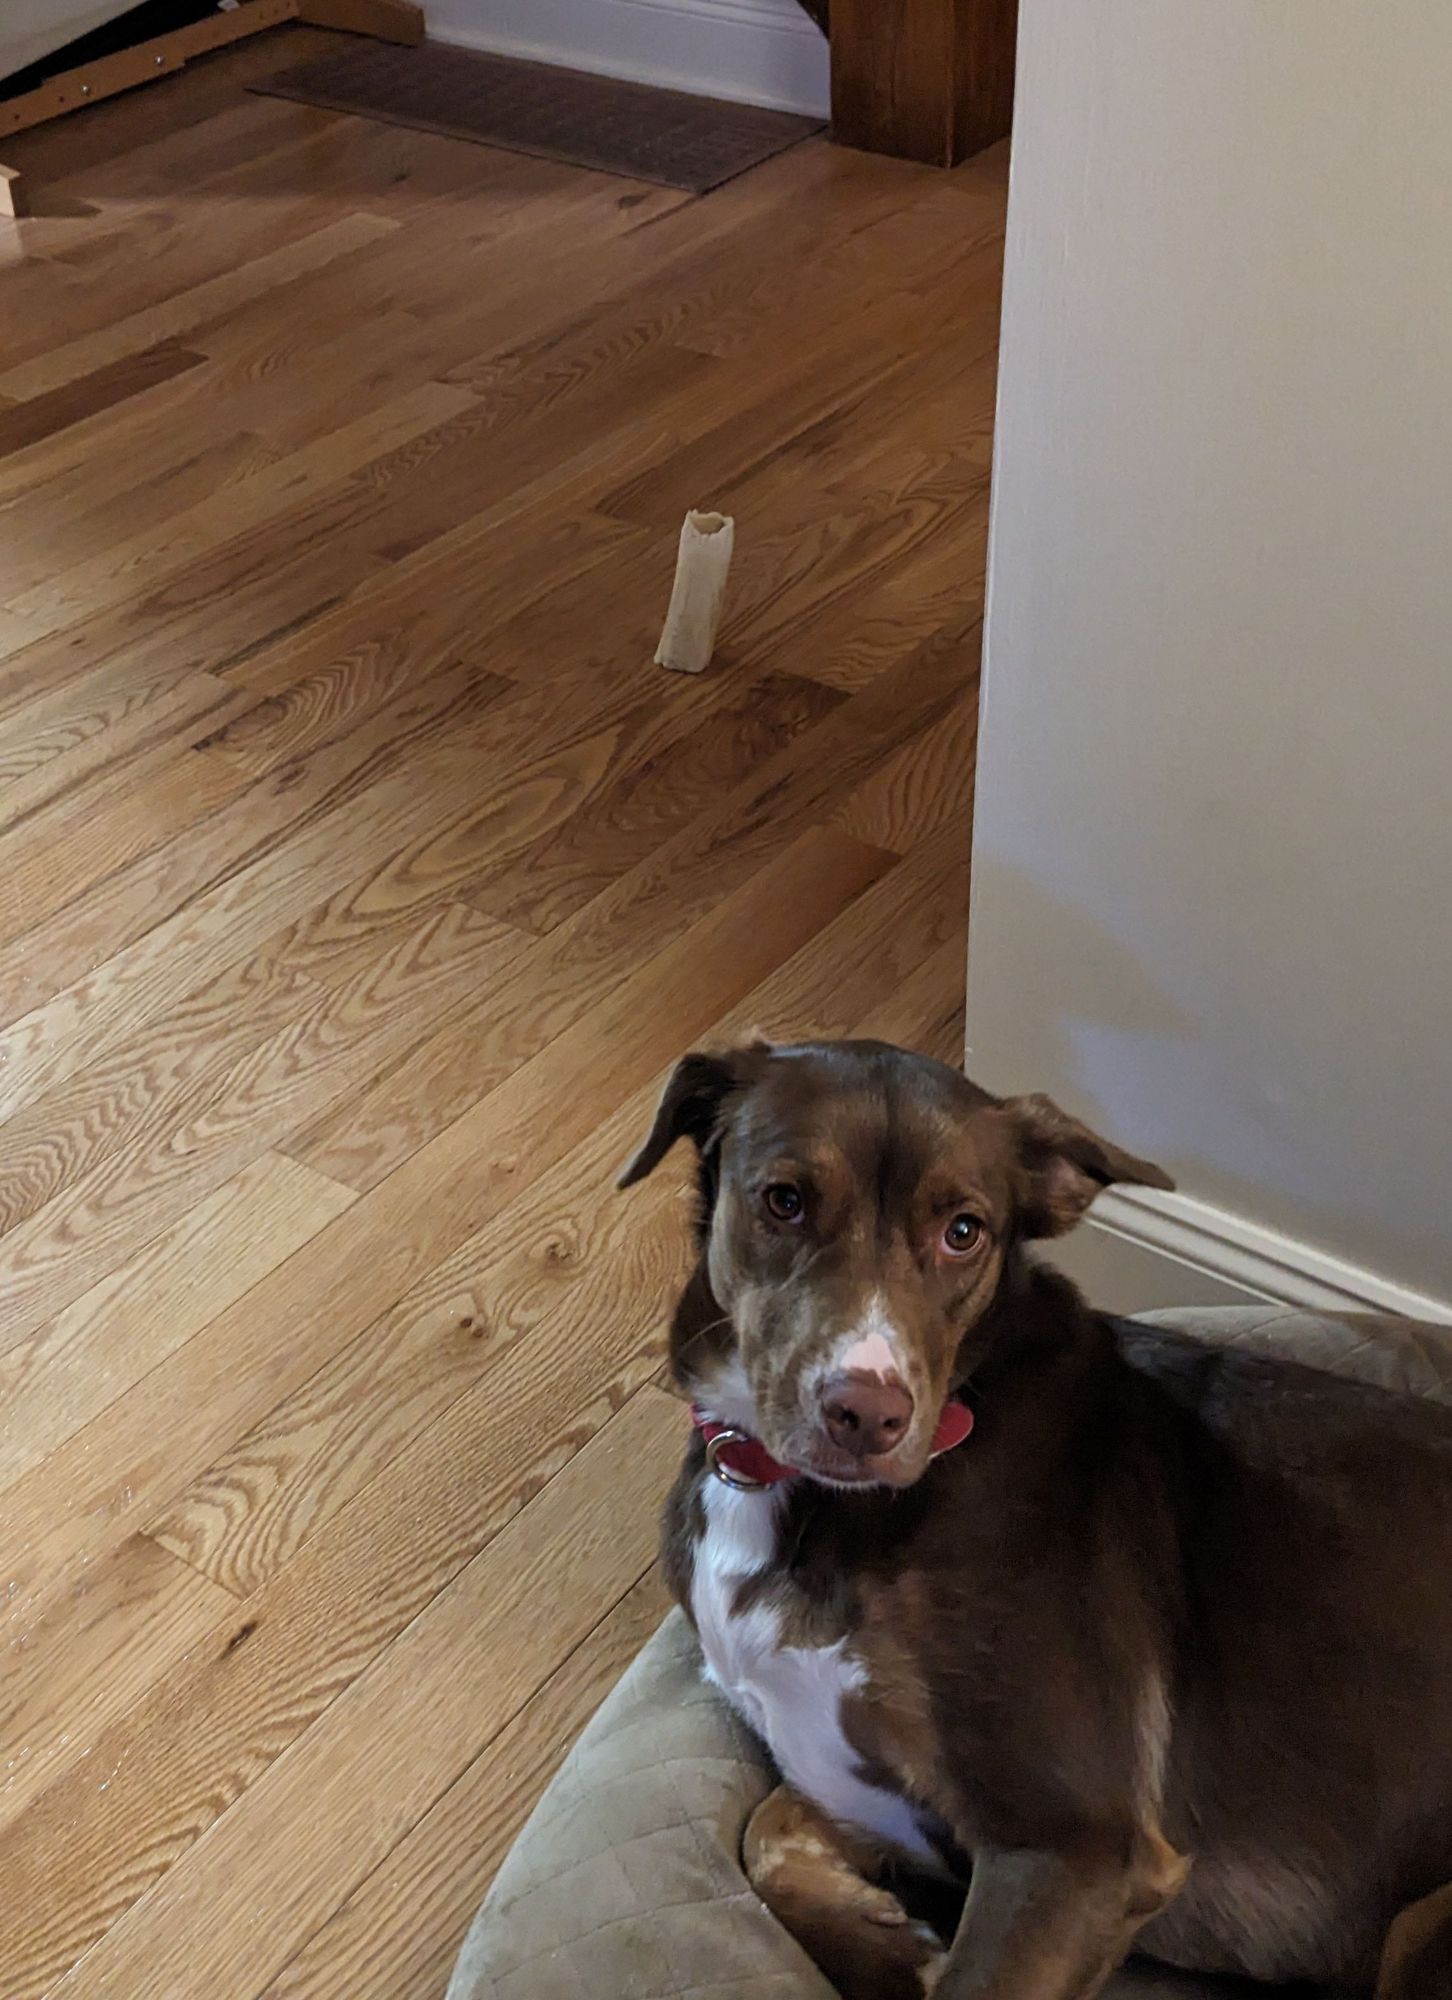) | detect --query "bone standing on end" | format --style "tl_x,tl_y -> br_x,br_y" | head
655,509 -> 735,673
